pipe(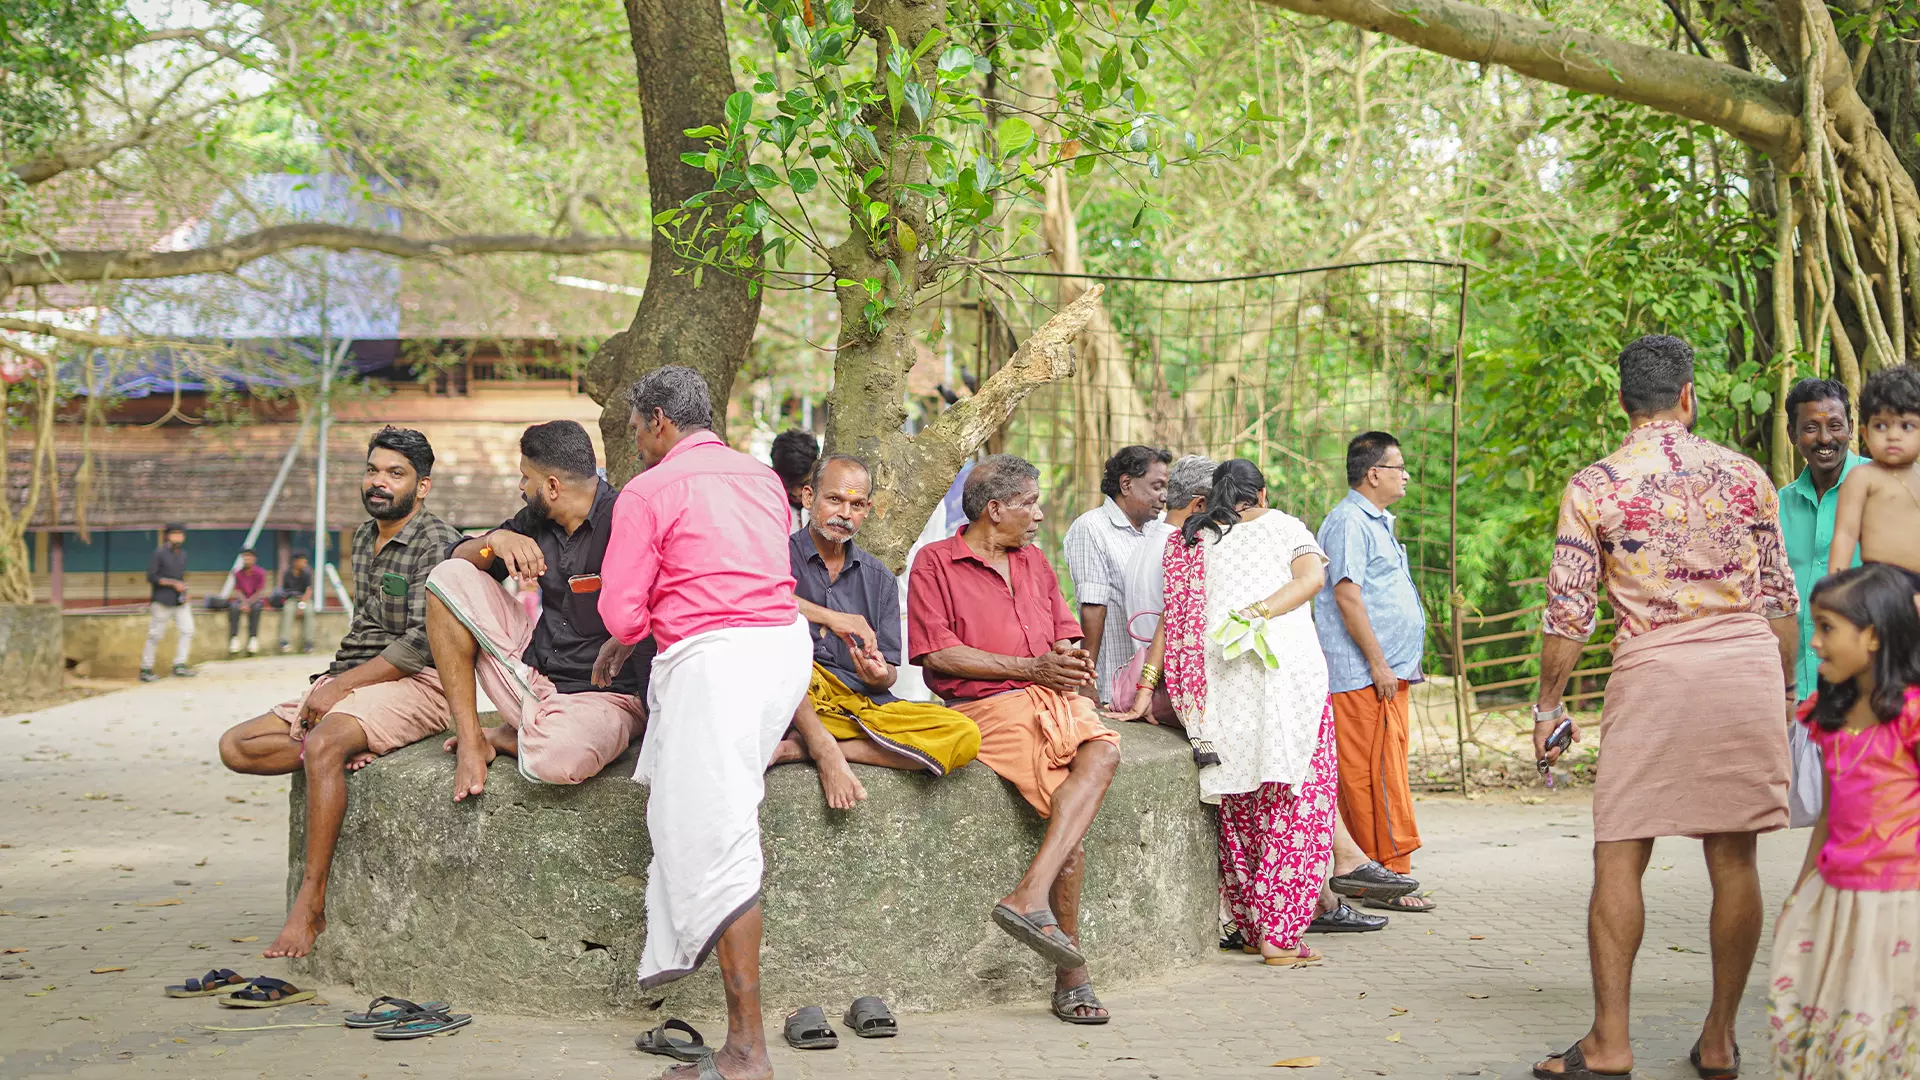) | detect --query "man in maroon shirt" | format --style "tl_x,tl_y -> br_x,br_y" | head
908,454 -> 1121,1025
